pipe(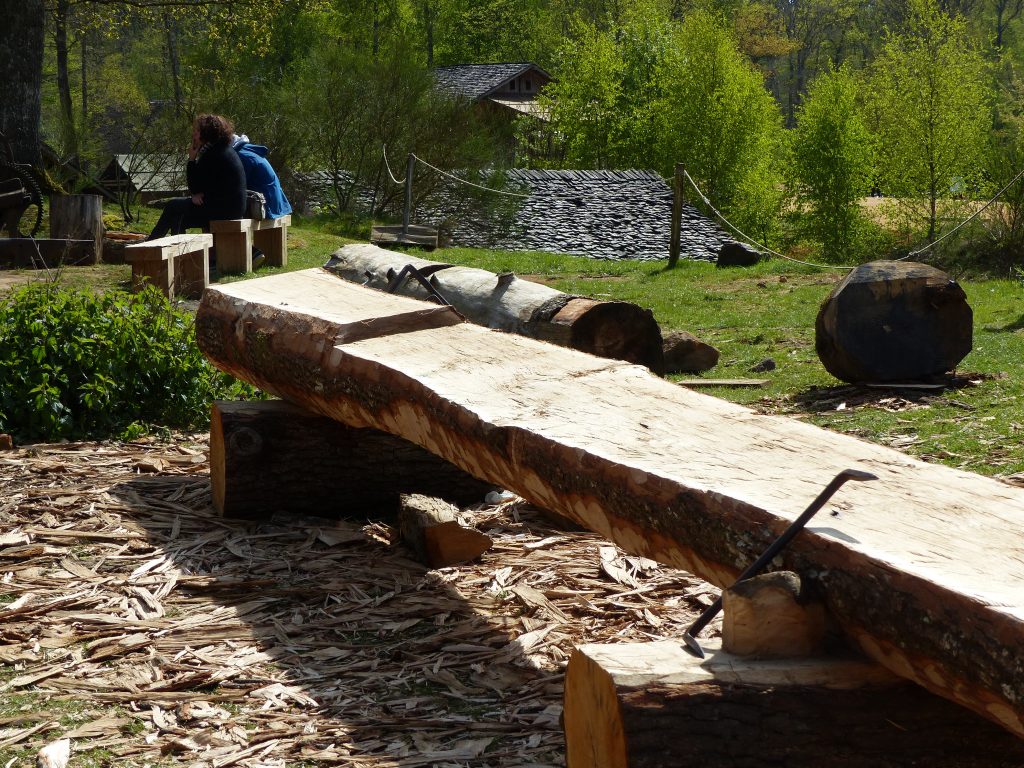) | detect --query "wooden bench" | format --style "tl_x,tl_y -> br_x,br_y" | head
209,214 -> 290,274
124,233 -> 212,299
